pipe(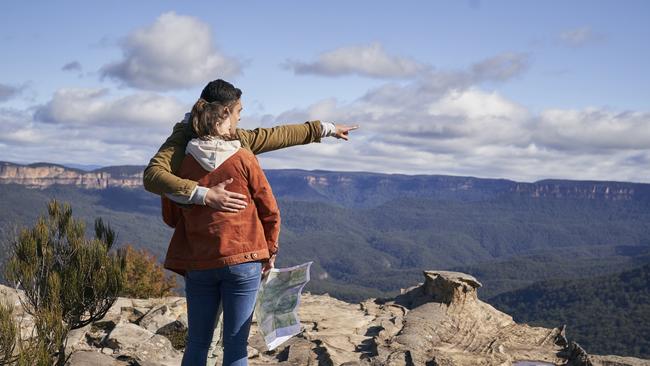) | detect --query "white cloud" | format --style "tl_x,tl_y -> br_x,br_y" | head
0,88 -> 190,166
535,109 -> 650,151
427,88 -> 531,145
559,26 -> 603,47
285,42 -> 428,78
429,88 -> 528,120
101,12 -> 241,91
34,88 -> 187,127
0,108 -> 42,144
286,46 -> 529,87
